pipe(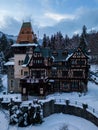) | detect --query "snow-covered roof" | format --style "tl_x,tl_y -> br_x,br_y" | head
49,79 -> 54,82
66,53 -> 73,61
12,43 -> 38,47
22,53 -> 30,67
4,61 -> 14,66
22,64 -> 27,67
